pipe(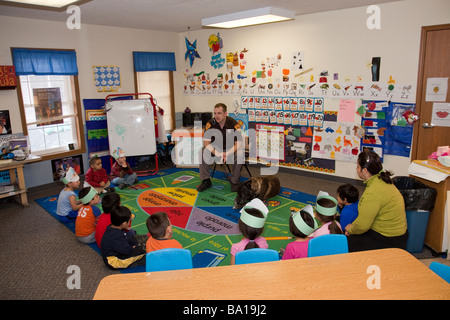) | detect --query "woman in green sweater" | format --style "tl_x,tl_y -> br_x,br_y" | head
345,150 -> 408,252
